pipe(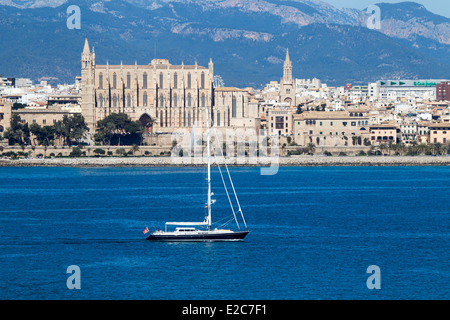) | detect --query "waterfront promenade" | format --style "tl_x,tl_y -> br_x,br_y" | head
1,155 -> 450,167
